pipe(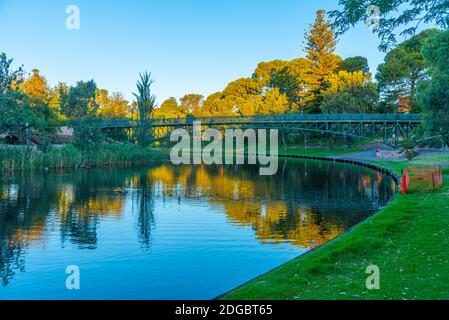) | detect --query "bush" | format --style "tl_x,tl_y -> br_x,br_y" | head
401,140 -> 419,161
